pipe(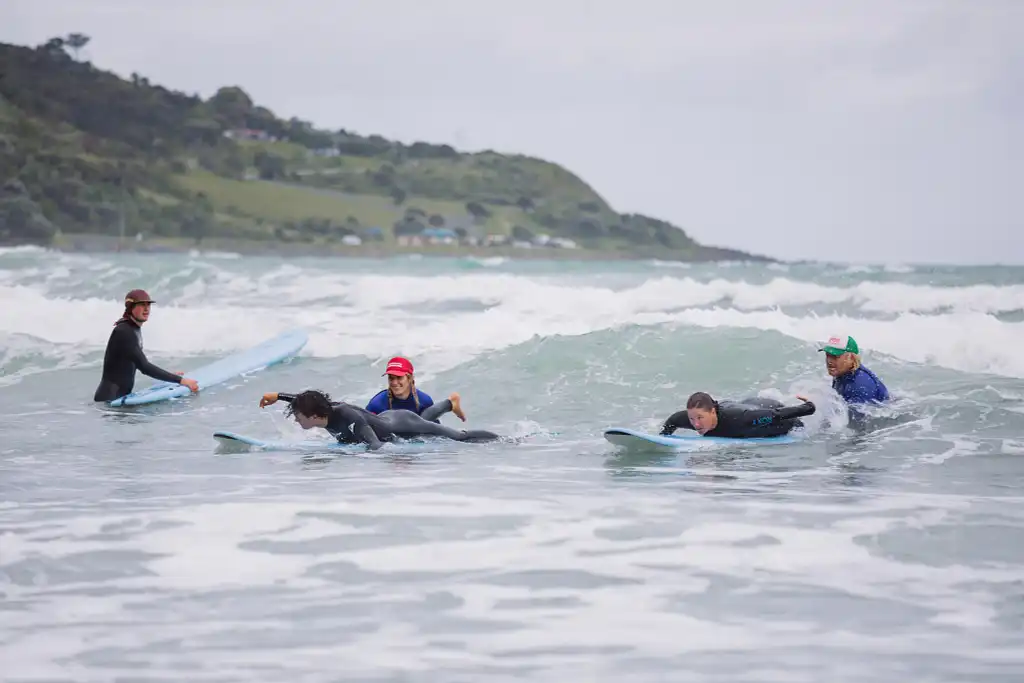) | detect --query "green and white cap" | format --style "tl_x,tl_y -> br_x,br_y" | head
820,334 -> 859,356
